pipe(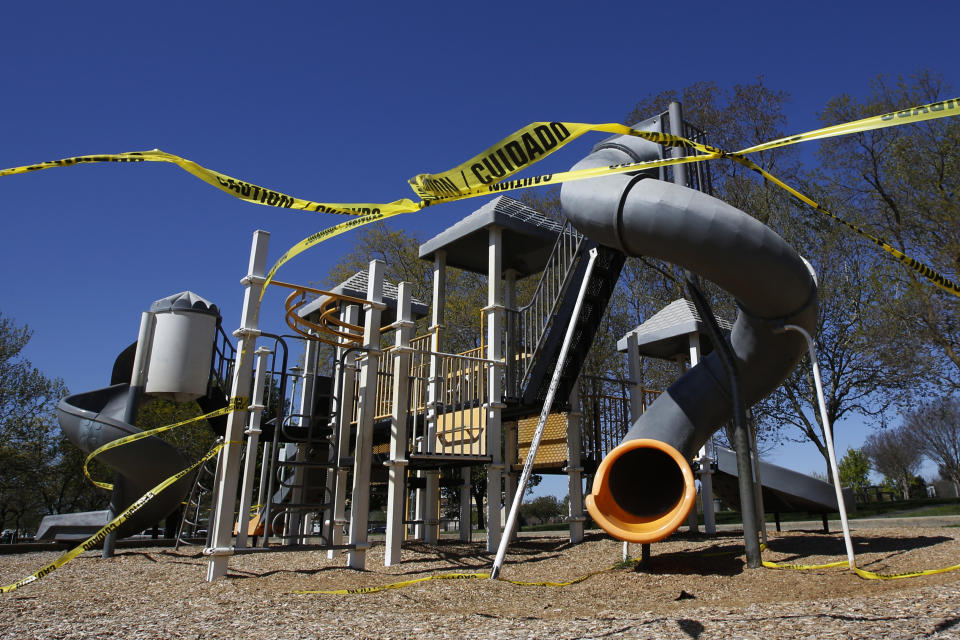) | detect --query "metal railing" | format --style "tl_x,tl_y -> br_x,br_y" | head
506,220 -> 584,397
410,347 -> 492,457
578,376 -> 661,463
